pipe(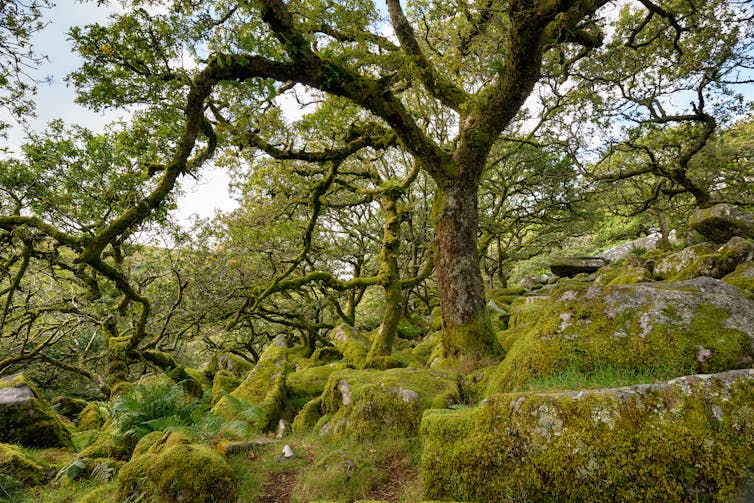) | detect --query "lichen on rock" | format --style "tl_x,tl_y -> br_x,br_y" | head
487,278 -> 754,395
421,369 -> 754,502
